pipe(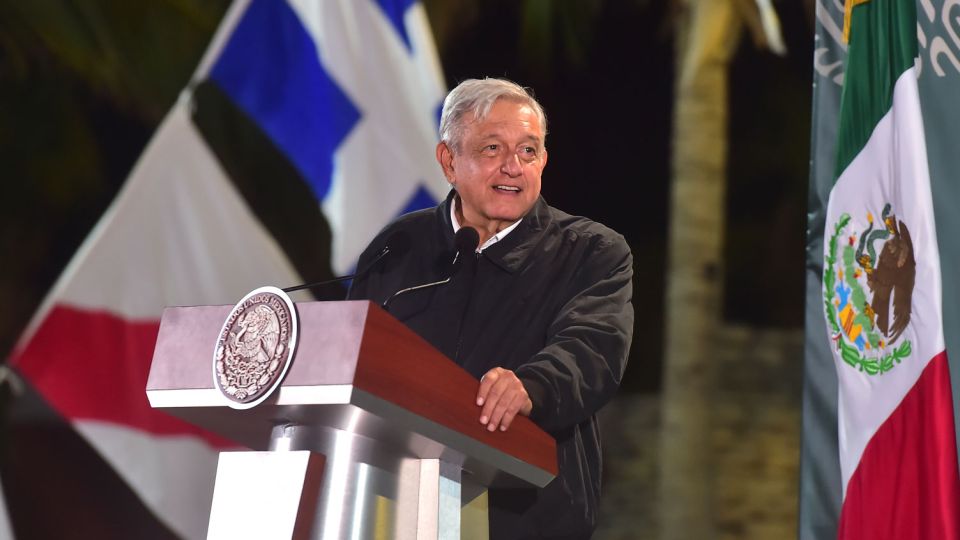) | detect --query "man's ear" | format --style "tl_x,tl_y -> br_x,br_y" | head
436,142 -> 456,184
